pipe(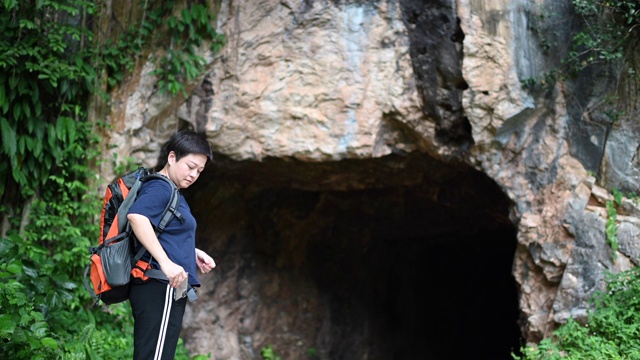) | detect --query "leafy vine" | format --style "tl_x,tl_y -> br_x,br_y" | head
0,0 -> 224,358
